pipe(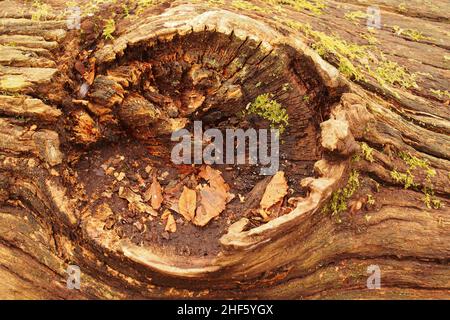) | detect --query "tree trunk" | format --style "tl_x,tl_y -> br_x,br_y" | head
0,0 -> 448,299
